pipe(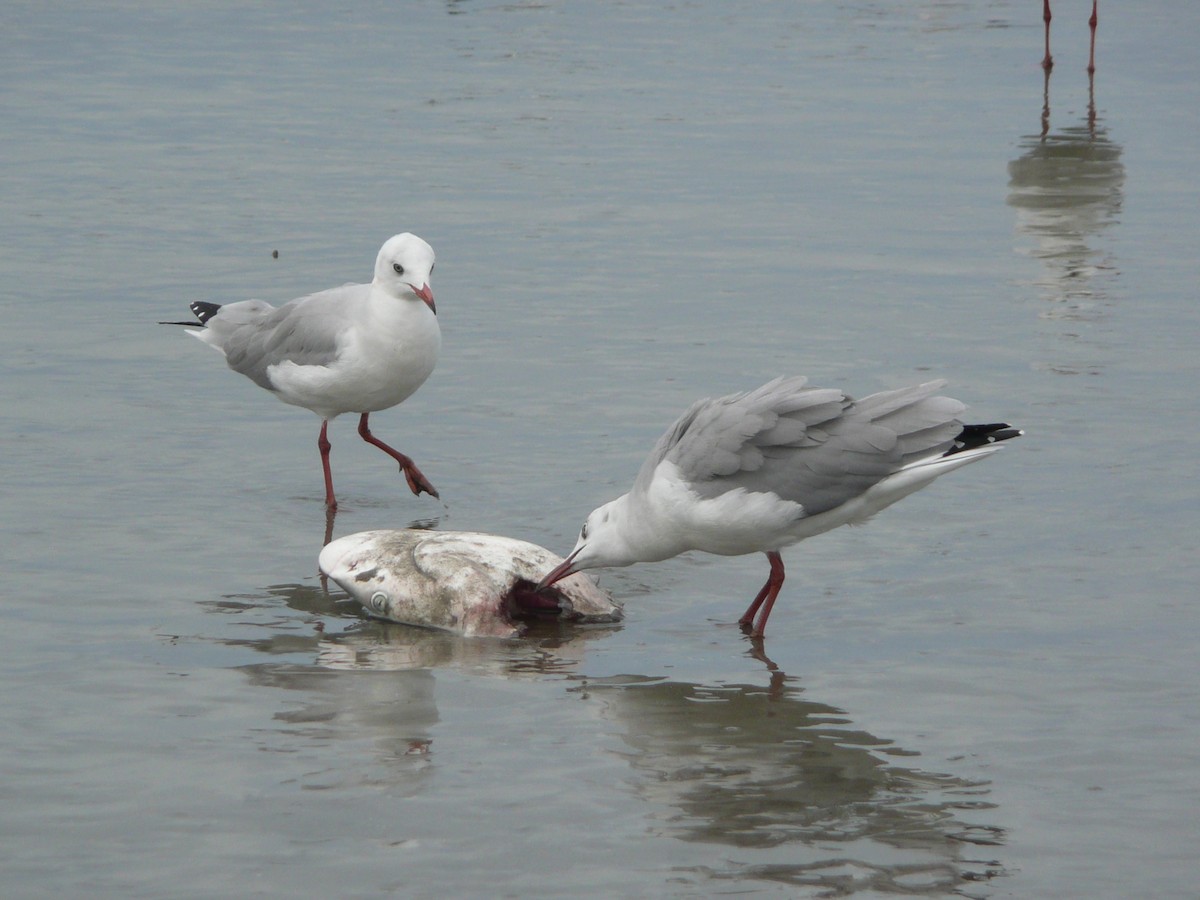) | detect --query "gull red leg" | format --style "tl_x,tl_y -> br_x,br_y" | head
357,413 -> 439,498
1087,0 -> 1098,74
318,419 -> 337,509
1041,0 -> 1054,70
739,573 -> 773,627
738,551 -> 786,638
